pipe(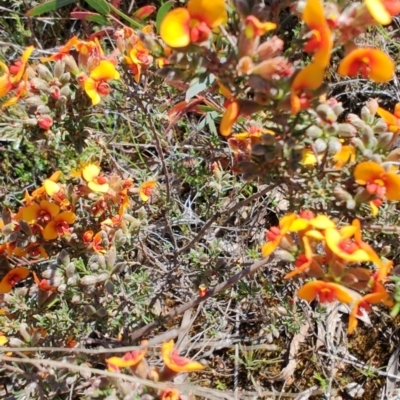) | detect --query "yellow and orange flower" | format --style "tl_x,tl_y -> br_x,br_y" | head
40,37 -> 79,62
161,340 -> 205,373
83,60 -> 120,105
262,213 -> 298,257
244,16 -> 276,38
220,100 -> 240,137
80,163 -> 110,193
291,62 -> 325,114
365,0 -> 400,25
21,200 -> 60,226
338,48 -> 394,82
31,171 -> 62,199
354,161 -> 400,201
0,267 -> 30,293
106,346 -> 147,371
139,179 -> 156,202
0,46 -> 34,99
160,0 -> 227,48
376,102 -> 400,136
324,224 -> 376,263
160,389 -> 181,400
332,145 -> 356,169
297,280 -> 355,303
302,0 -> 333,68
285,236 -> 314,279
